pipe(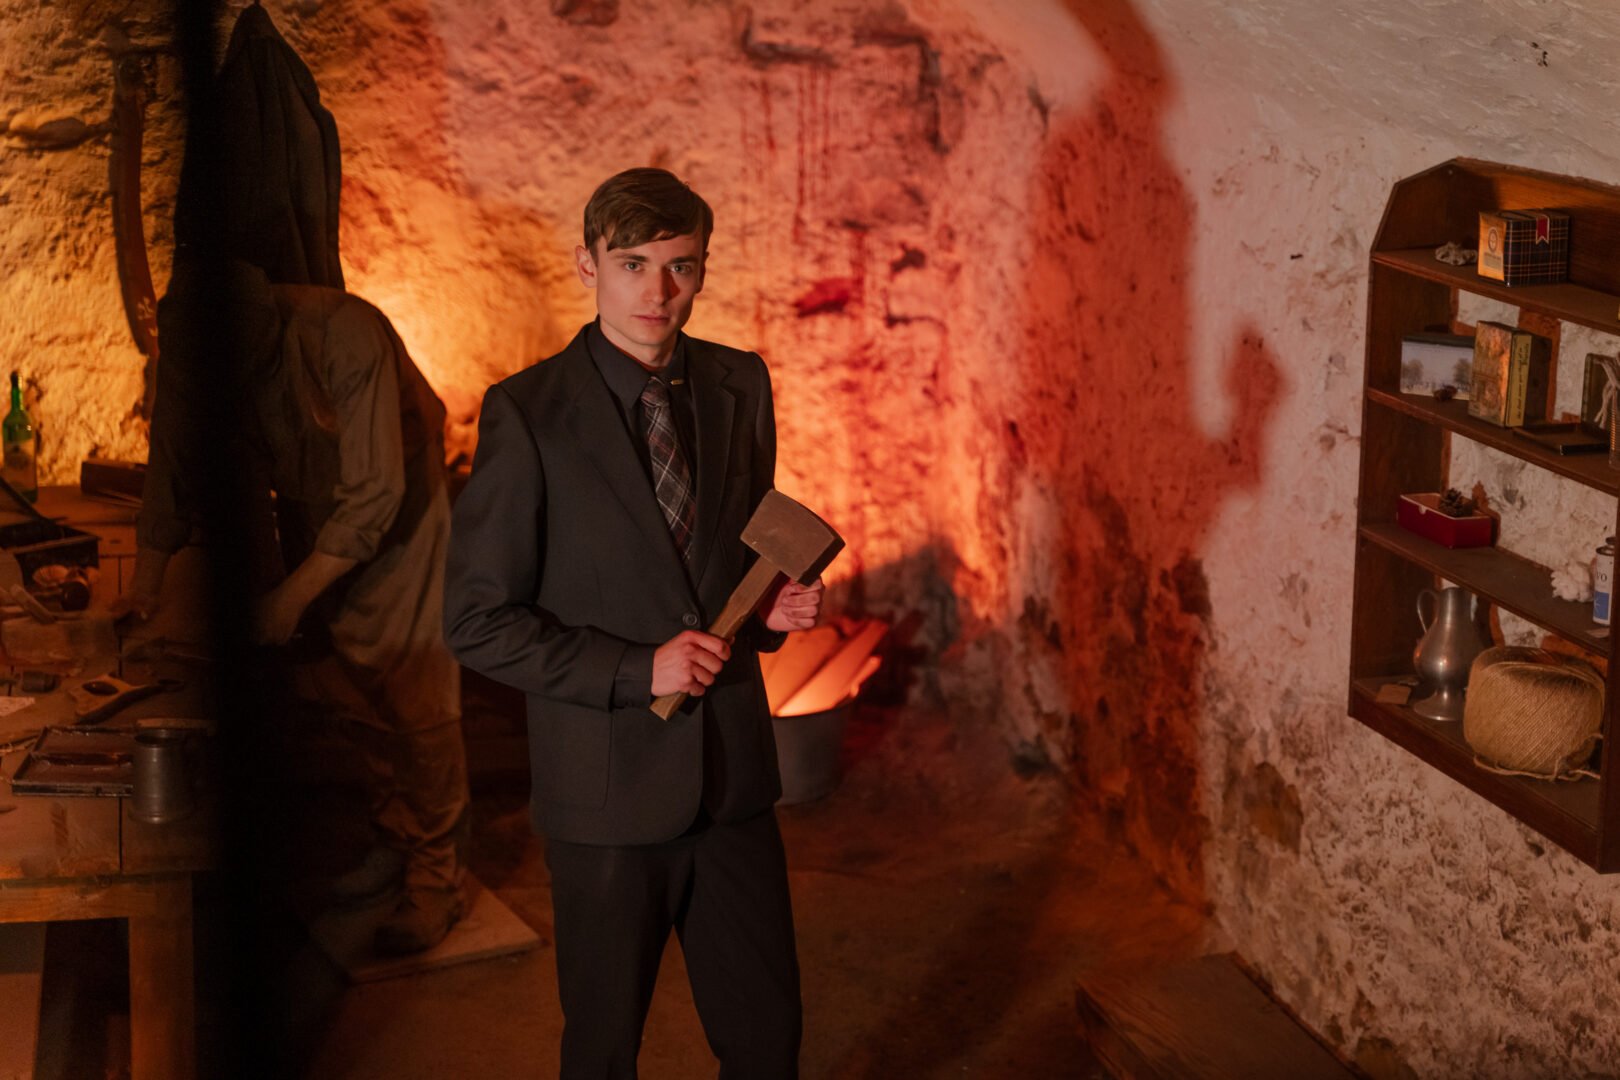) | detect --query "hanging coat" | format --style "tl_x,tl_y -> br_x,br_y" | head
214,3 -> 345,288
